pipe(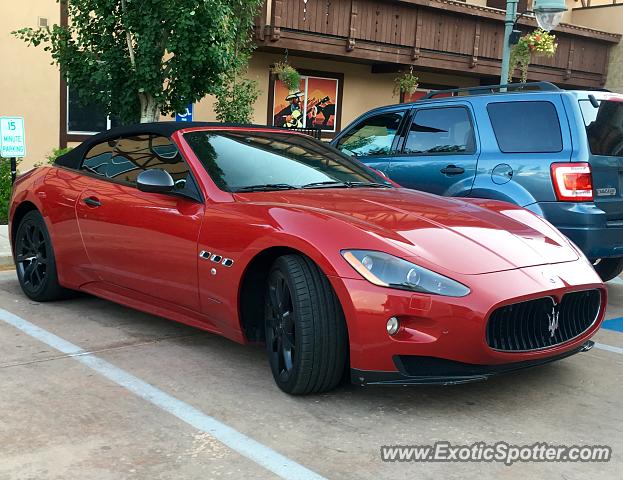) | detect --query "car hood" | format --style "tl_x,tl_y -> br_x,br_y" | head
234,188 -> 579,275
